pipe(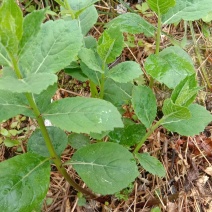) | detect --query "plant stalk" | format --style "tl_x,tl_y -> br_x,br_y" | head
11,57 -> 97,199
189,21 -> 212,91
90,80 -> 99,98
99,73 -> 105,99
133,118 -> 165,154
